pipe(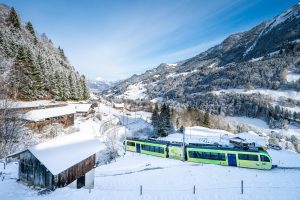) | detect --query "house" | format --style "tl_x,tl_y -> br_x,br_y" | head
69,103 -> 94,116
16,132 -> 105,190
23,106 -> 76,131
113,103 -> 124,110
